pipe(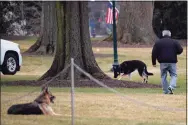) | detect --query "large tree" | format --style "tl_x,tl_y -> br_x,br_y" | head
104,1 -> 156,44
40,1 -> 107,80
25,1 -> 56,55
116,1 -> 156,44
